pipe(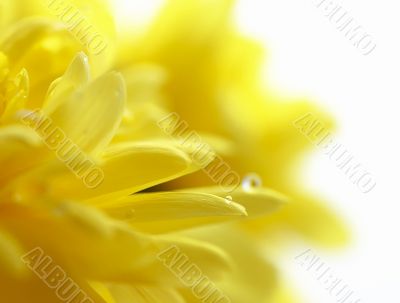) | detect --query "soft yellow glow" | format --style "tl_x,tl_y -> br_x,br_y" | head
113,0 -> 164,28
